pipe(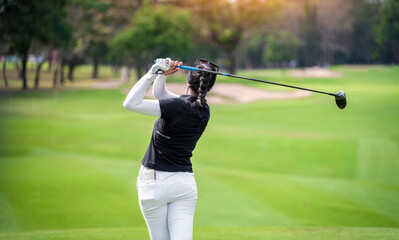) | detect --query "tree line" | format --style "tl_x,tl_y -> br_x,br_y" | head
0,0 -> 398,90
